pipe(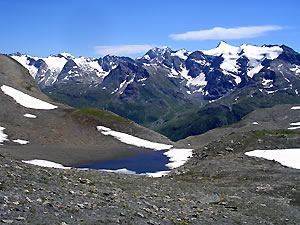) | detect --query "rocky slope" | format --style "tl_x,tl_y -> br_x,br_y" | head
1,103 -> 300,224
